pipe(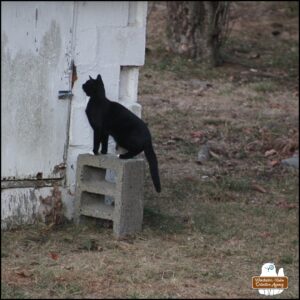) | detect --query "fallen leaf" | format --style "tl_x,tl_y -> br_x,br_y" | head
184,176 -> 198,182
258,232 -> 272,238
190,131 -> 205,138
276,200 -> 297,209
269,103 -> 282,109
15,270 -> 33,278
209,150 -> 221,160
49,252 -> 59,260
265,149 -> 277,157
252,184 -> 267,193
269,160 -> 280,167
55,276 -> 66,282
